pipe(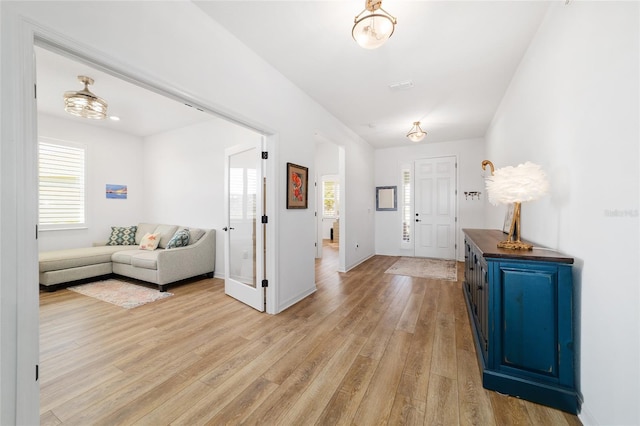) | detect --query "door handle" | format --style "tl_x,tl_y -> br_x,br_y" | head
222,227 -> 235,231
415,219 -> 421,222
